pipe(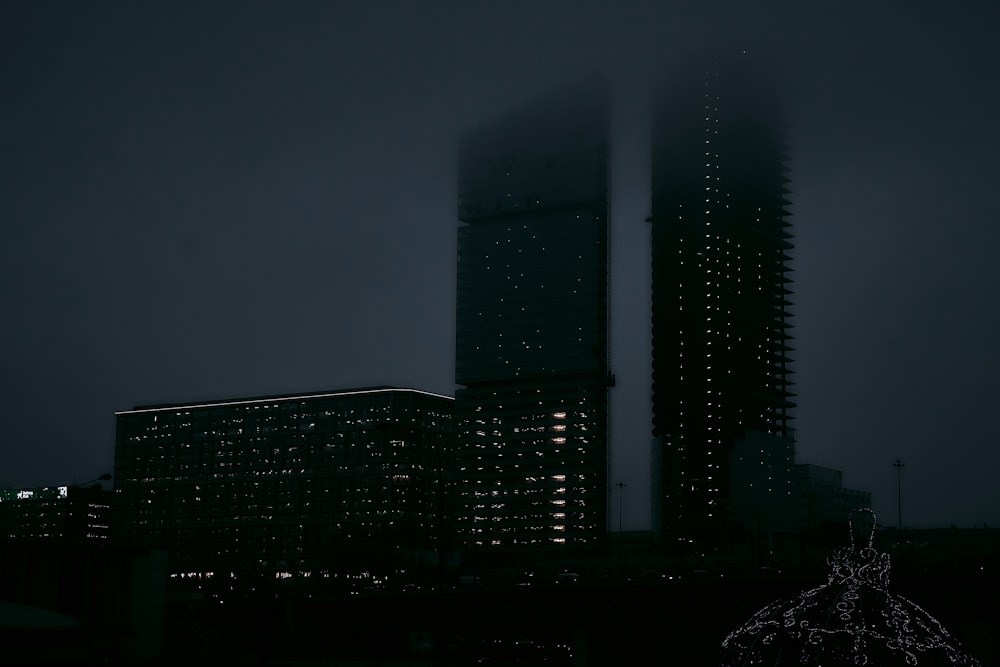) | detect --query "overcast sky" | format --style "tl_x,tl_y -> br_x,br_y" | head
3,1 -> 999,530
